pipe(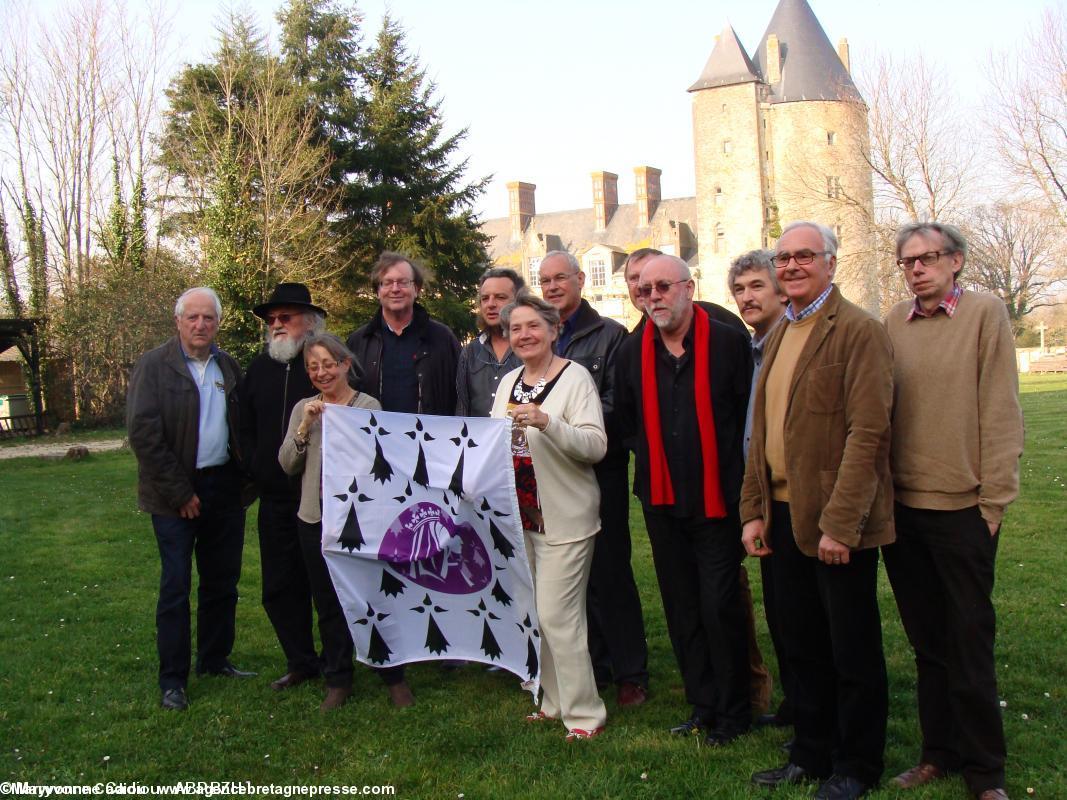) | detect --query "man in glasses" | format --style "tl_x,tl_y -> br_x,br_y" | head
615,254 -> 753,746
347,251 -> 460,415
537,249 -> 650,708
241,283 -> 327,691
883,223 -> 1022,800
741,221 -> 893,800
